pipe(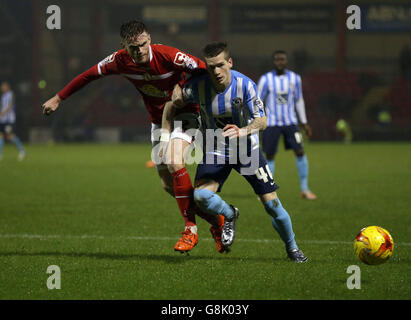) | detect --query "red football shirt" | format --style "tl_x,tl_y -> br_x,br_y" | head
58,44 -> 206,124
